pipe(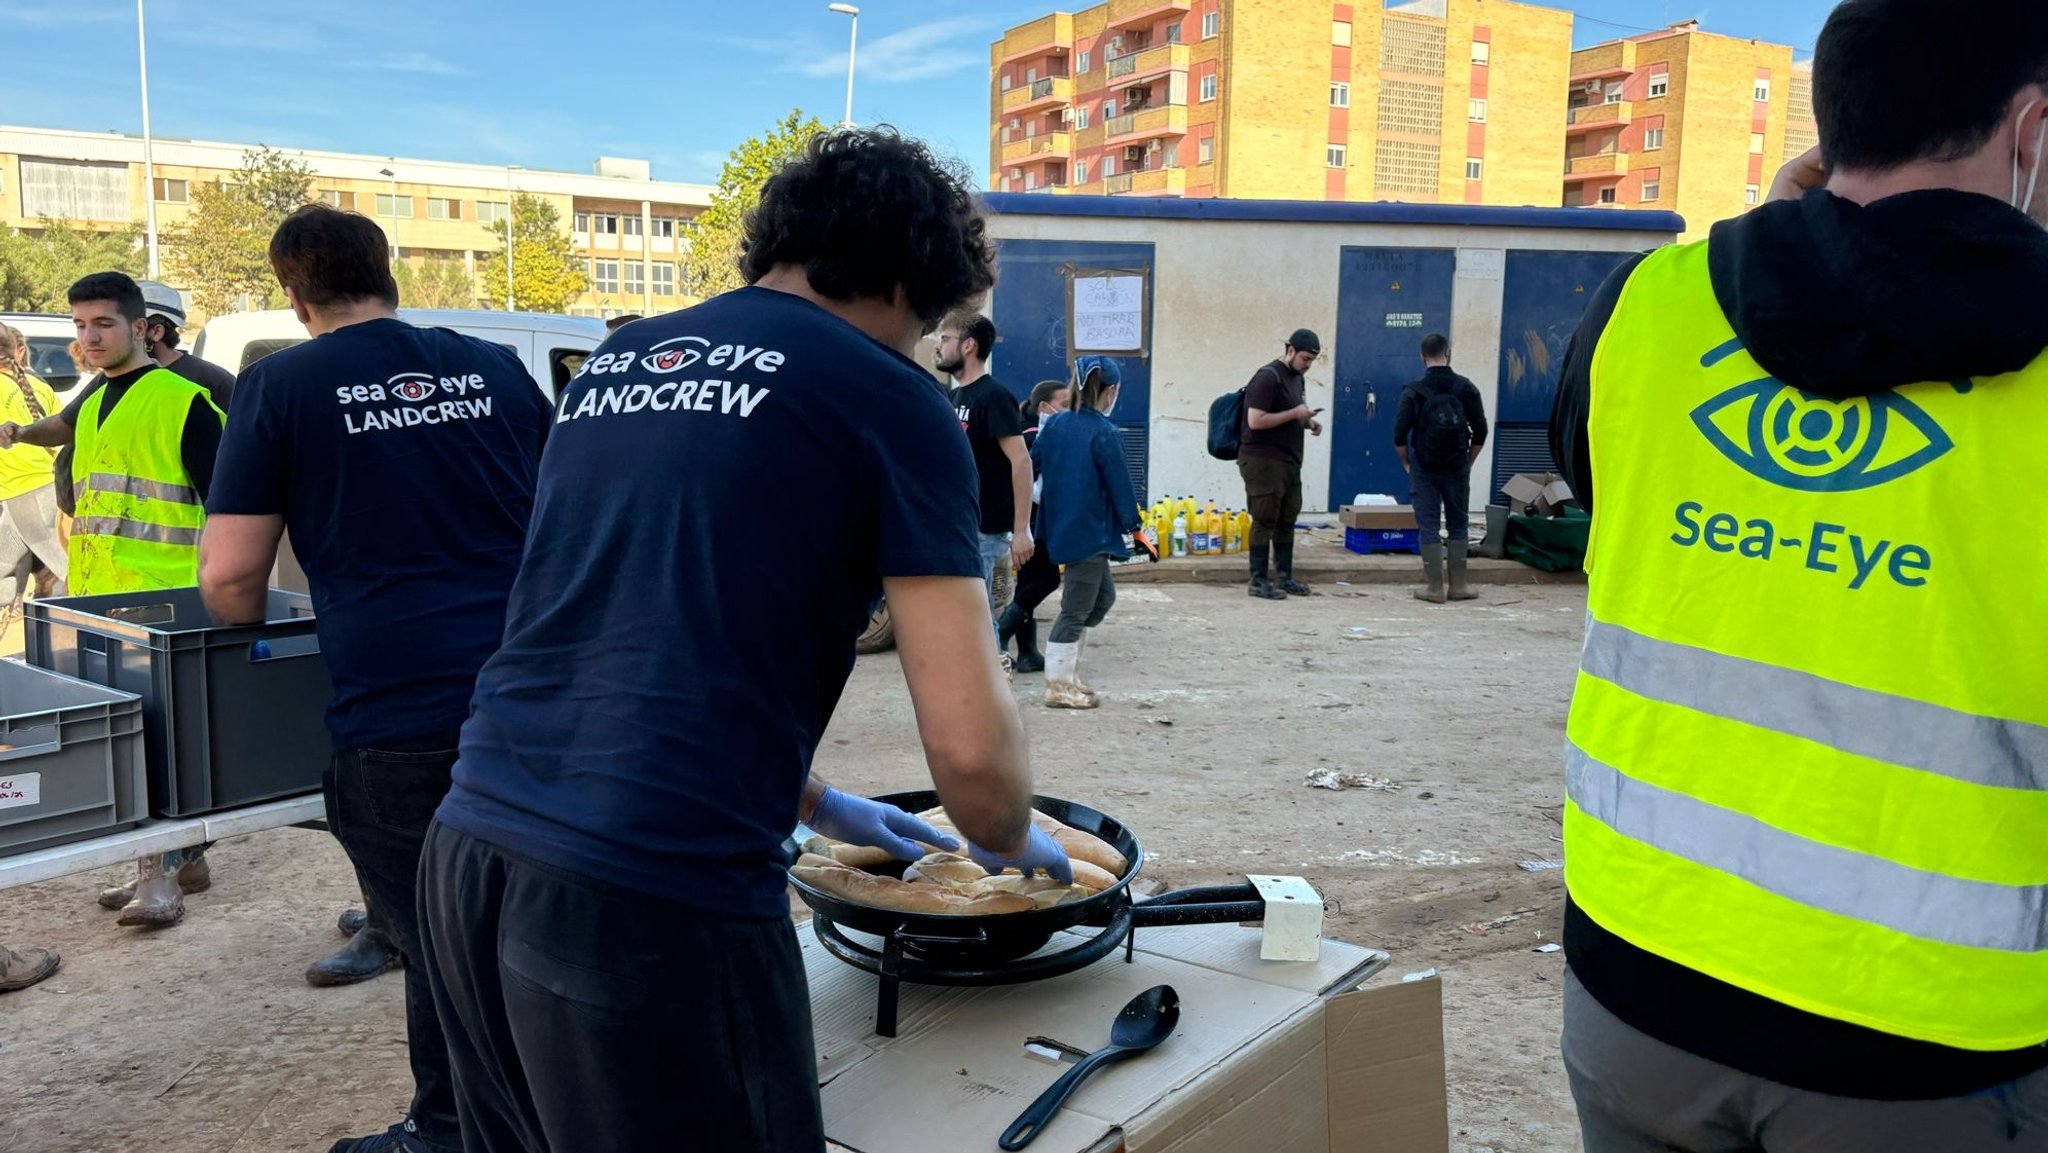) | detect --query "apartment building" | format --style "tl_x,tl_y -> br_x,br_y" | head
989,0 -> 1572,206
1564,22 -> 1817,236
0,125 -> 712,318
